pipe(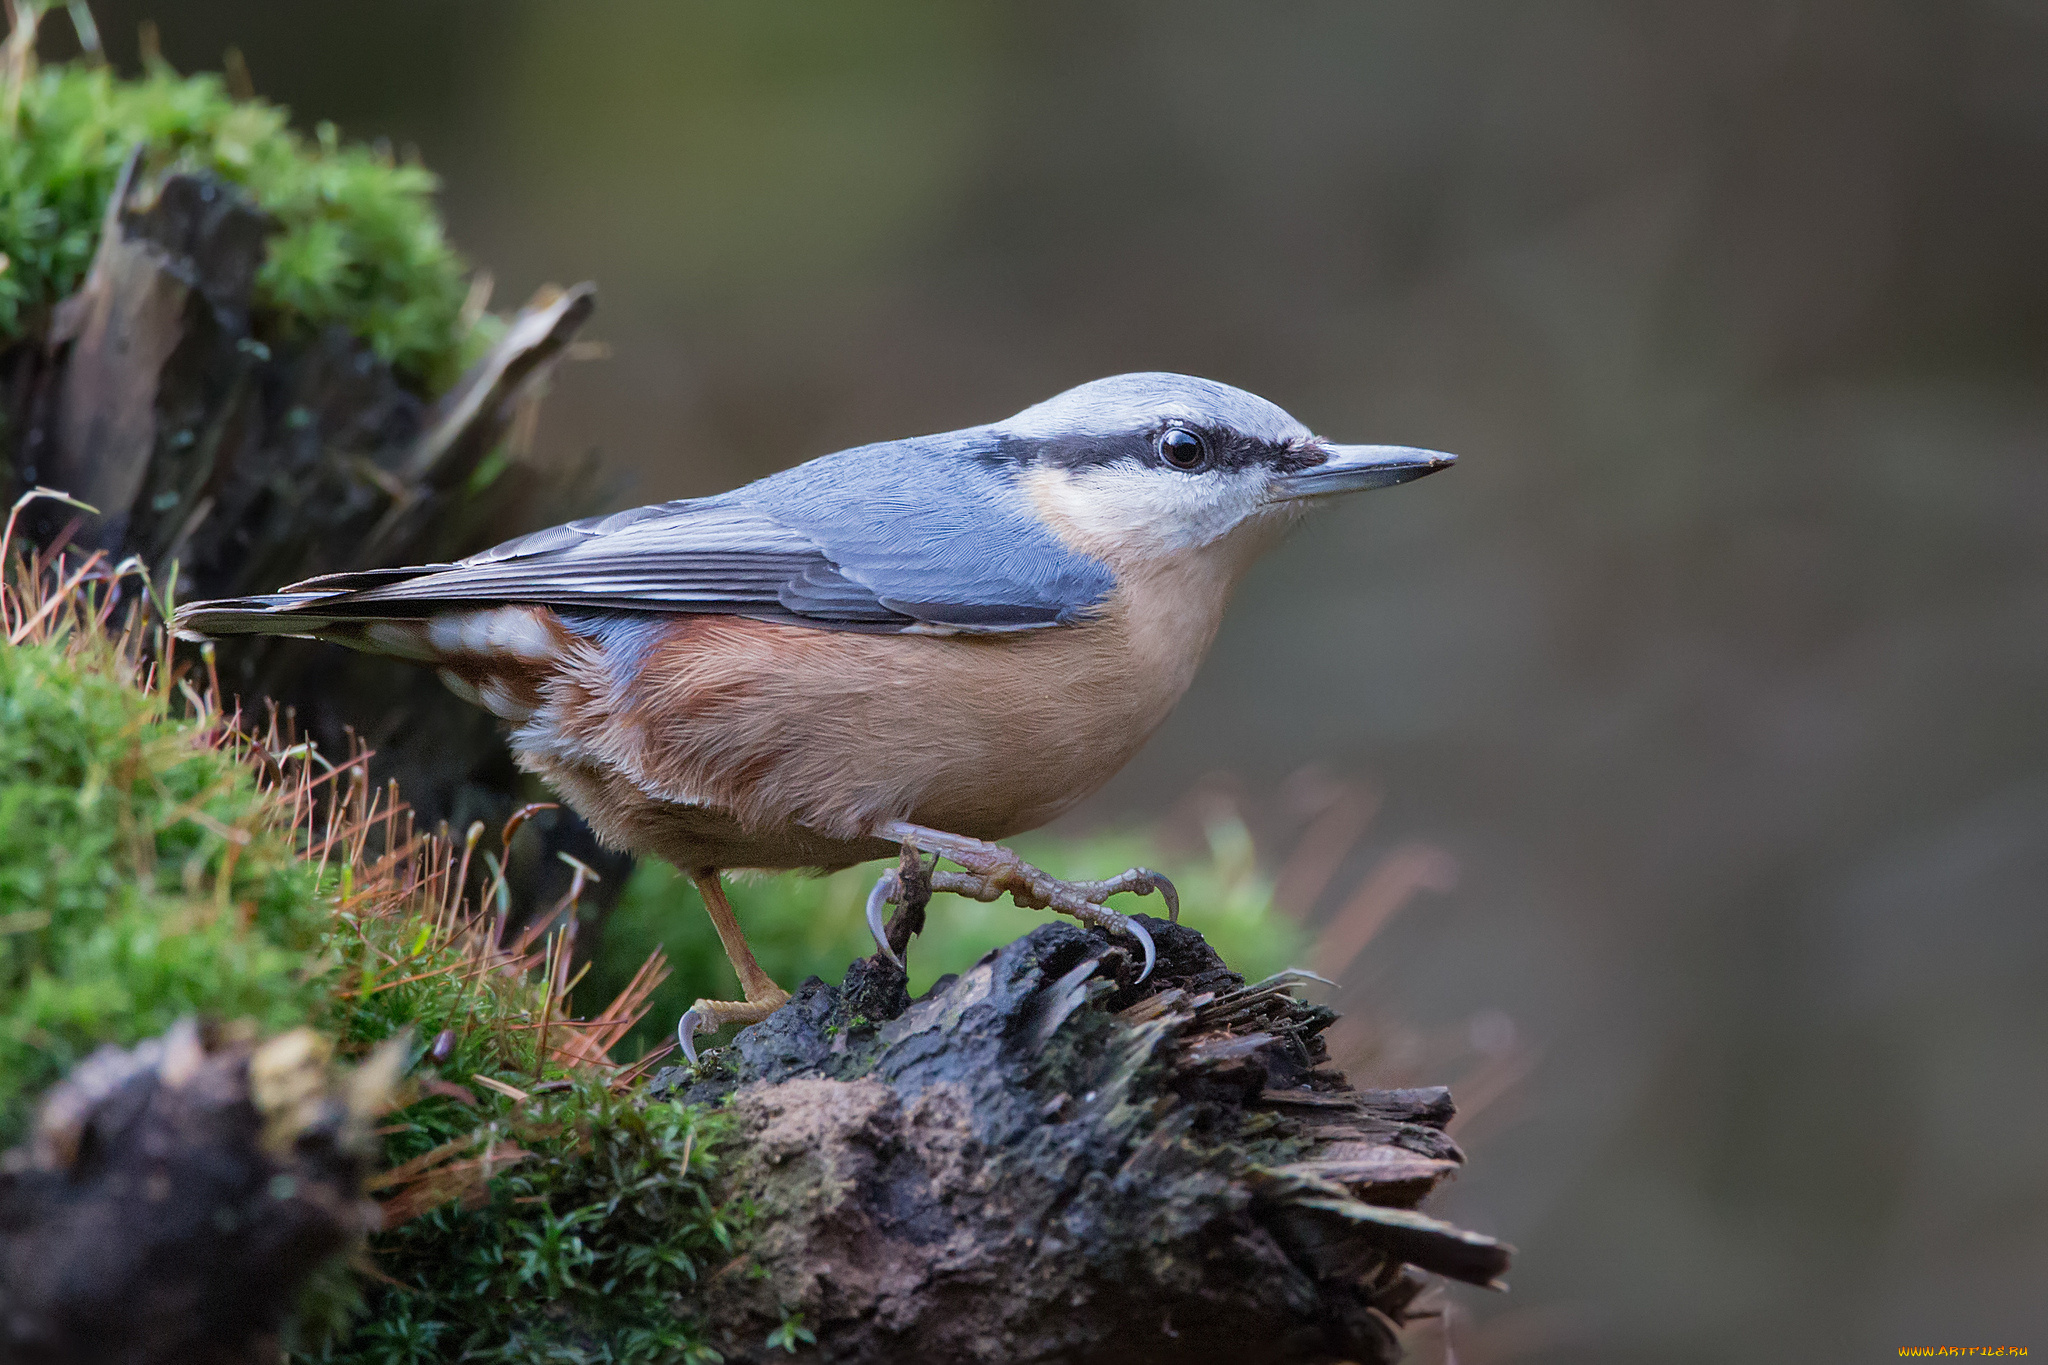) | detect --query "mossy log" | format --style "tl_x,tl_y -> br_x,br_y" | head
655,919 -> 1509,1364
1,921 -> 1507,1365
0,161 -> 630,930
